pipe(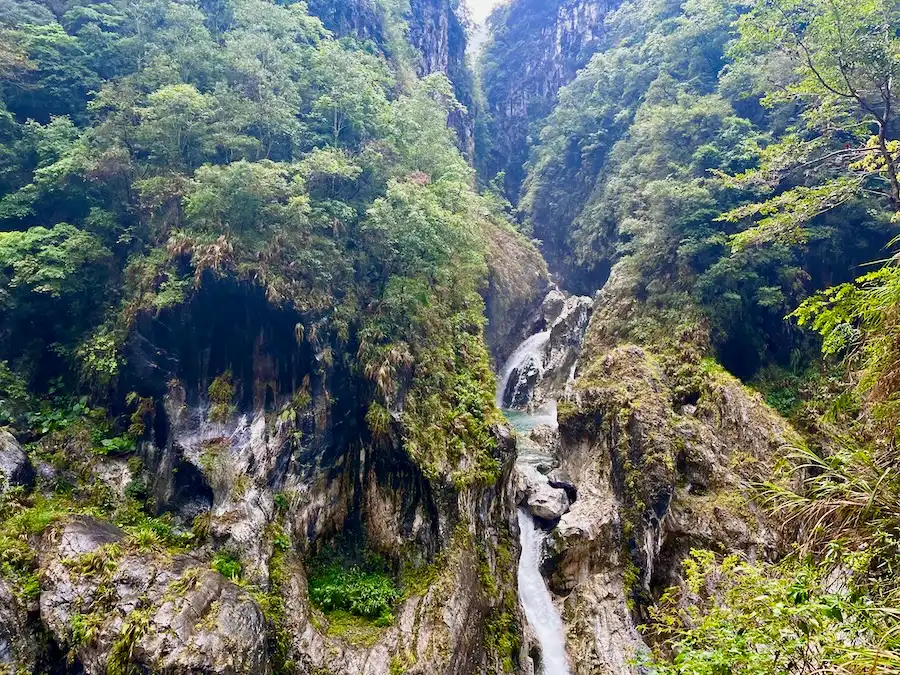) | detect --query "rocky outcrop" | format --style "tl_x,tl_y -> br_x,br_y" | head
479,0 -> 623,199
0,577 -> 39,672
0,430 -> 34,492
482,222 -> 550,365
548,340 -> 799,672
496,288 -> 593,410
114,278 -> 523,674
40,516 -> 269,674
